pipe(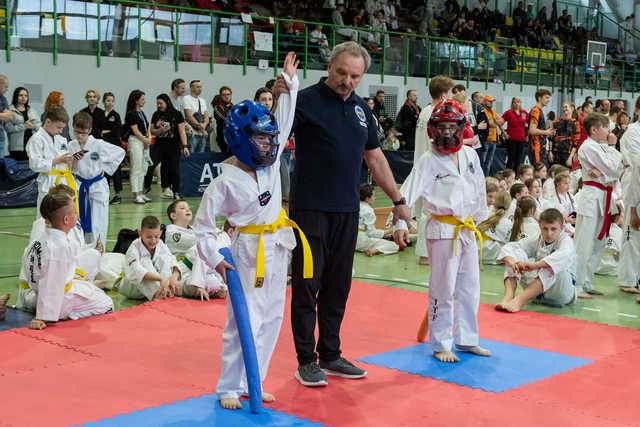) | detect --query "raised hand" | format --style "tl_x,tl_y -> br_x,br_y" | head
283,51 -> 299,79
